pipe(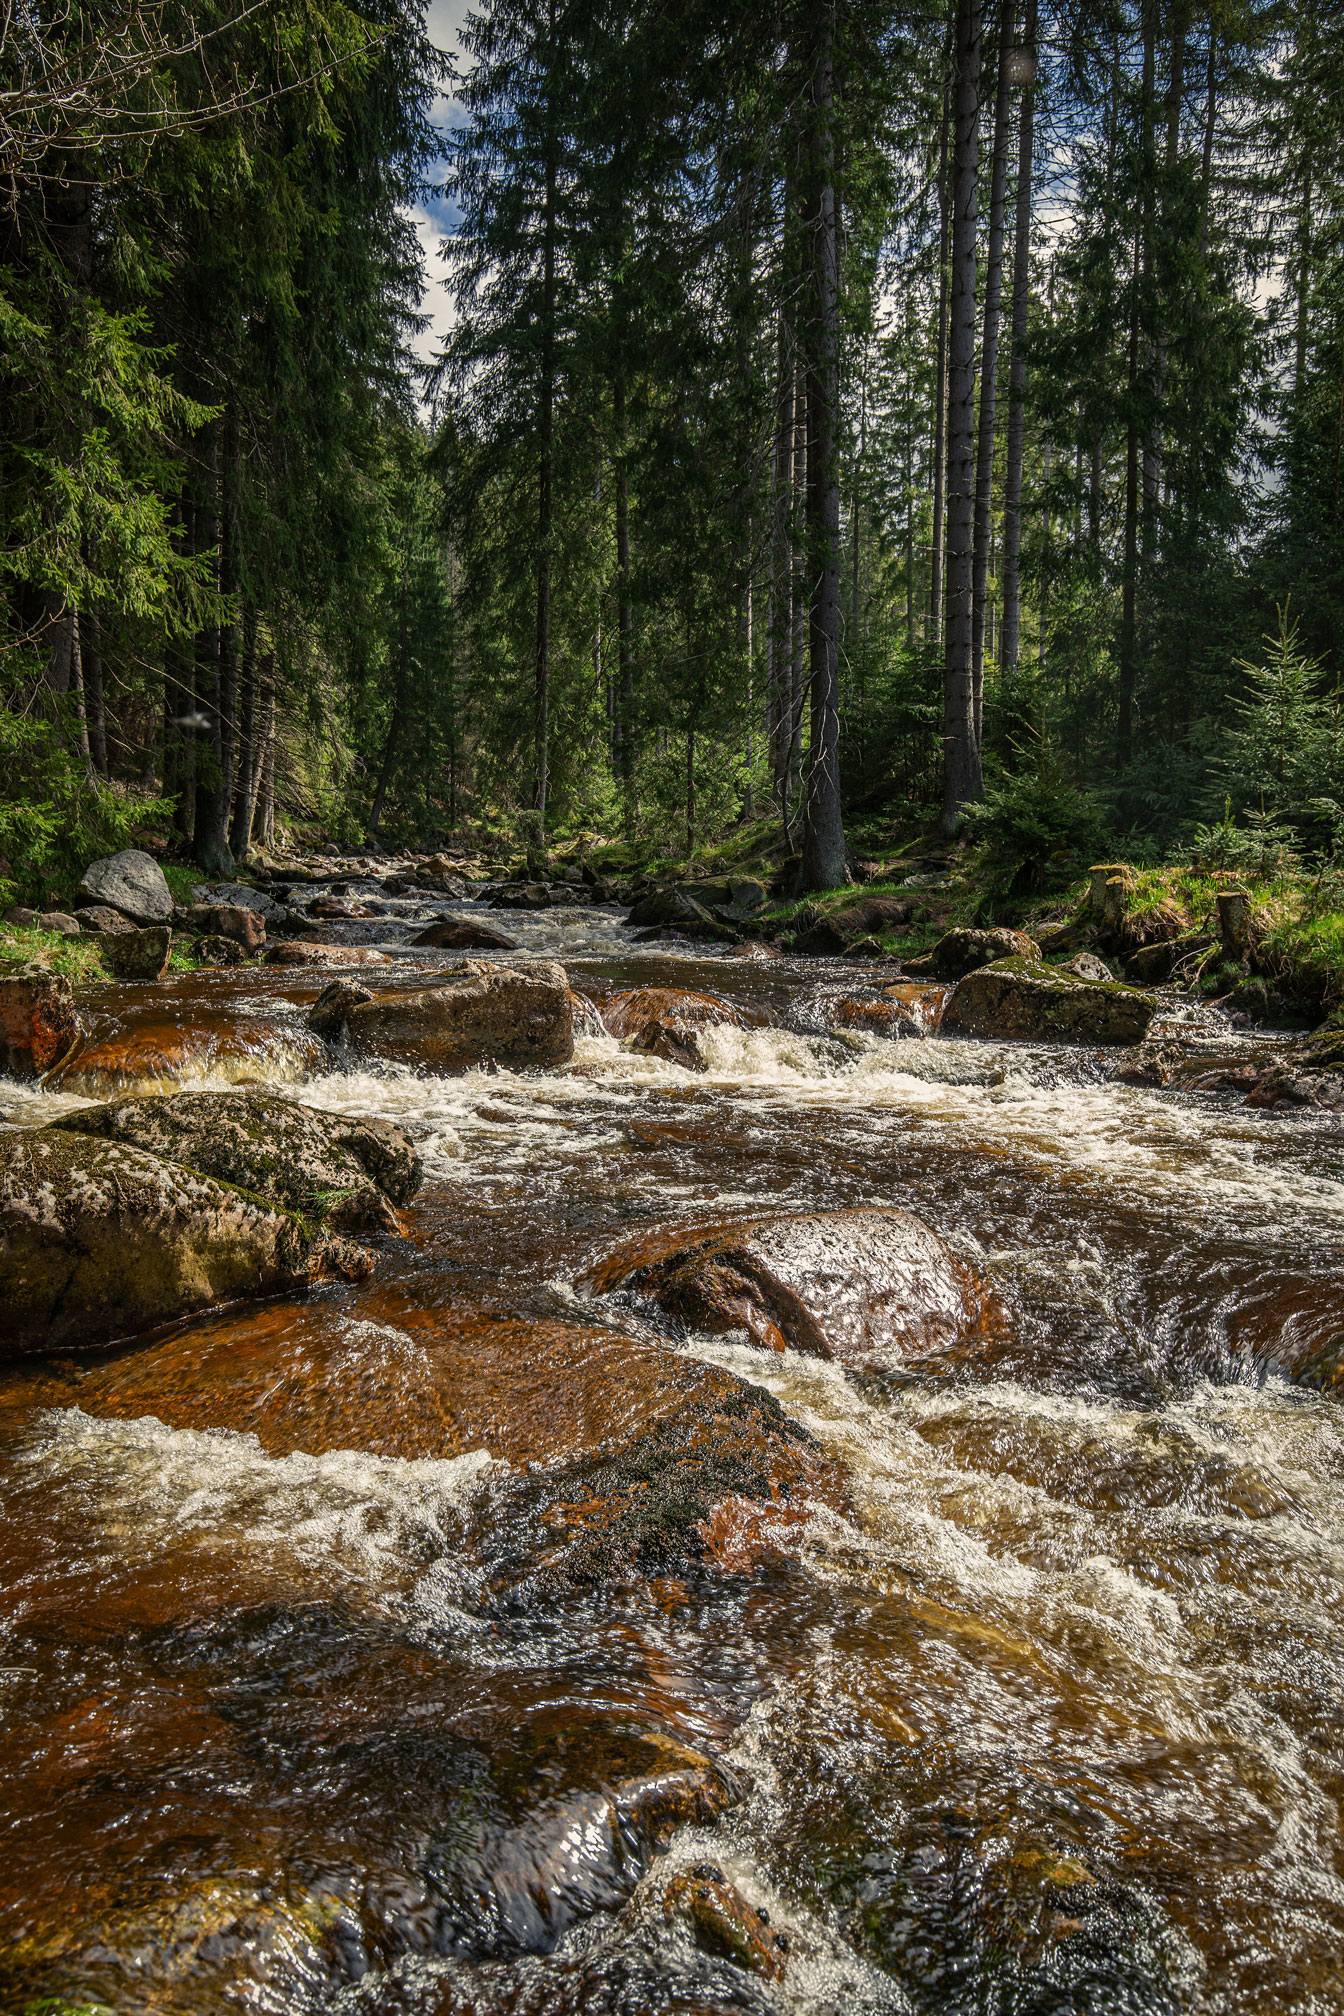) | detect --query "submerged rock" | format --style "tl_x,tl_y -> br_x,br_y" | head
941,956 -> 1157,1045
55,1087 -> 420,1233
409,914 -> 519,951
590,1206 -> 994,1374
77,847 -> 173,925
665,1866 -> 787,1978
99,923 -> 173,980
601,986 -> 746,1070
0,1127 -> 353,1357
0,966 -> 83,1079
319,960 -> 573,1073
